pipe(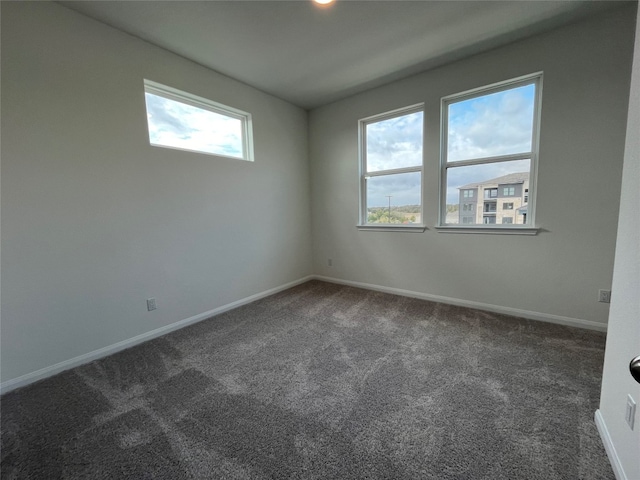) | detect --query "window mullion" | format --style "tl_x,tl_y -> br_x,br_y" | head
365,166 -> 422,178
445,152 -> 533,169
